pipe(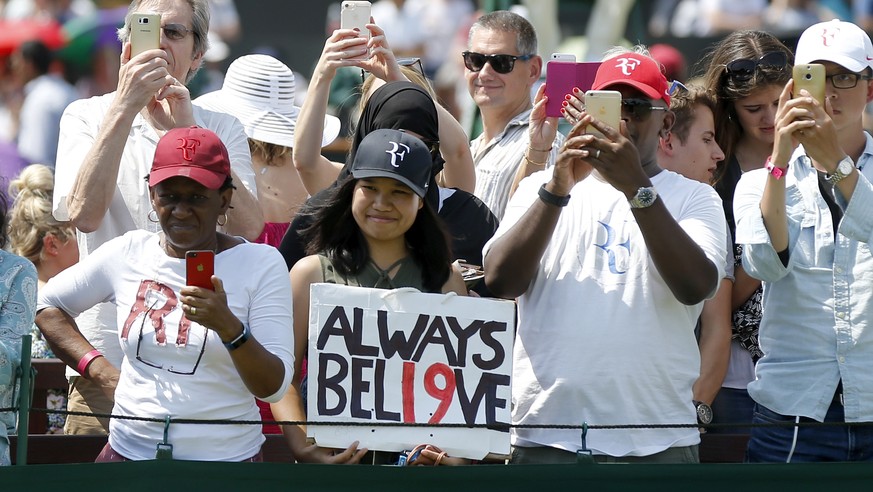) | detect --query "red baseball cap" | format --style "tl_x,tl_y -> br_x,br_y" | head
149,126 -> 231,190
592,53 -> 671,106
